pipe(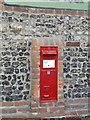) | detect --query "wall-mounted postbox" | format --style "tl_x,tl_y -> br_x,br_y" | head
40,46 -> 58,102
